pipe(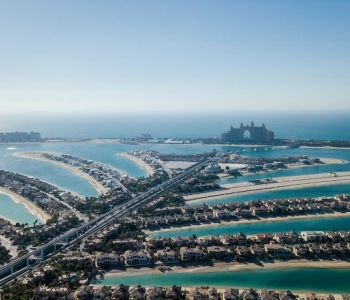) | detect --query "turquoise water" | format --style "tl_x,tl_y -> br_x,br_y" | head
188,183 -> 350,206
148,215 -> 350,238
1,112 -> 350,141
0,193 -> 40,224
0,142 -> 350,240
1,114 -> 350,291
91,267 -> 350,293
219,162 -> 350,185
